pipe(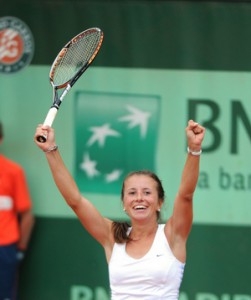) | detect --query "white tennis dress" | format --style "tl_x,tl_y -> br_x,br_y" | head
109,224 -> 185,300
